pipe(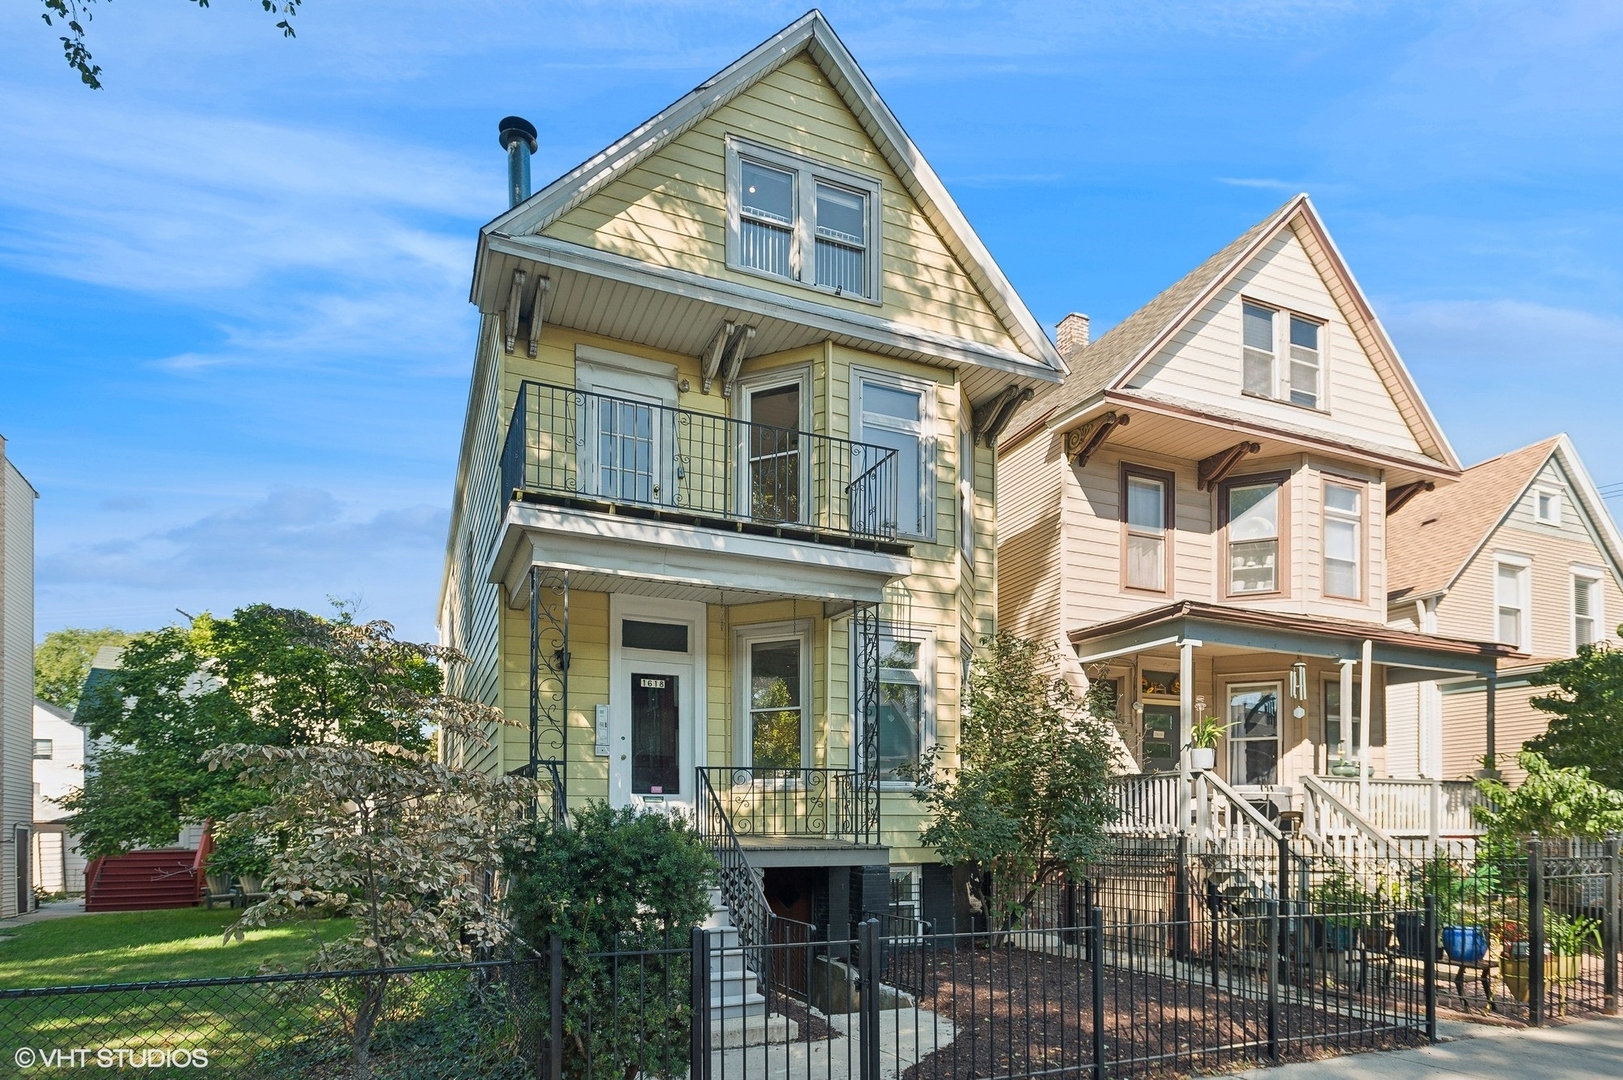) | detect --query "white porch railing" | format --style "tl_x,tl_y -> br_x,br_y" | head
1299,775 -> 1410,874
1107,773 -> 1182,834
1314,777 -> 1486,839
